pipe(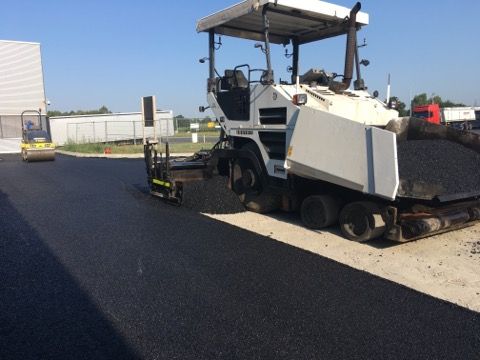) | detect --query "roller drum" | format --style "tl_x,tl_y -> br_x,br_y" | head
26,149 -> 55,162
